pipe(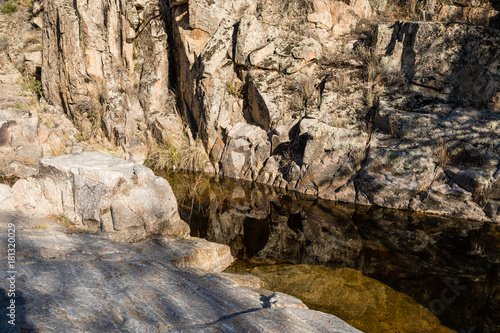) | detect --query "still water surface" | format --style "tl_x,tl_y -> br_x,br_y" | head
163,171 -> 500,333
